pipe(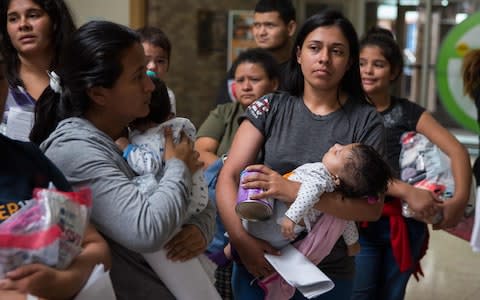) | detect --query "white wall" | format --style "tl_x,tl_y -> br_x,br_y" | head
65,0 -> 130,26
